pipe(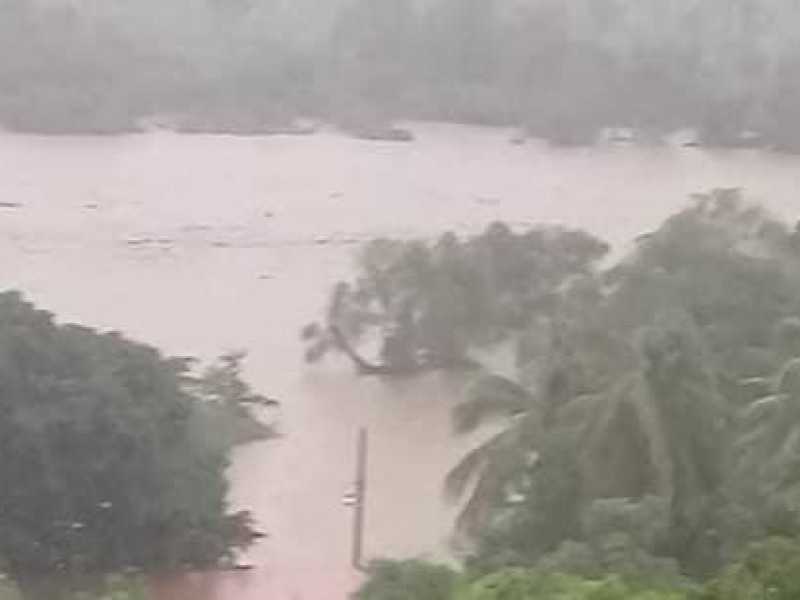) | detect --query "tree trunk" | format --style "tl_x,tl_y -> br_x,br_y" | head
329,326 -> 396,375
